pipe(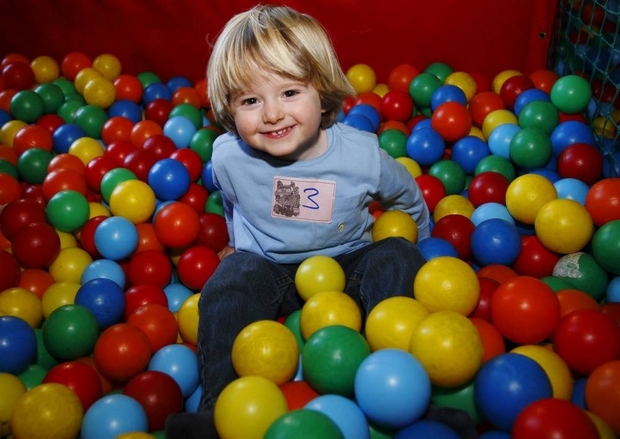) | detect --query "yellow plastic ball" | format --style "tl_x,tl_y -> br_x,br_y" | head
396,157 -> 422,178
300,290 -> 362,340
56,231 -> 78,249
30,56 -> 60,84
68,137 -> 104,166
83,76 -> 117,109
0,120 -> 27,147
372,210 -> 418,243
0,287 -> 43,328
365,296 -> 429,351
88,201 -> 111,219
586,411 -> 617,439
116,433 -> 157,439
0,373 -> 27,433
214,376 -> 288,439
294,255 -> 346,301
11,383 -> 83,439
433,195 -> 475,223
346,63 -> 377,94
409,310 -> 484,387
74,67 -> 103,95
534,198 -> 594,254
41,281 -> 80,319
468,126 -> 485,140
481,109 -> 519,139
232,320 -> 299,385
492,69 -> 523,94
414,256 -> 480,315
444,71 -> 477,102
109,180 -> 157,224
505,173 -> 558,224
177,293 -> 200,345
92,53 -> 122,81
511,344 -> 573,400
48,247 -> 93,284
373,83 -> 390,97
